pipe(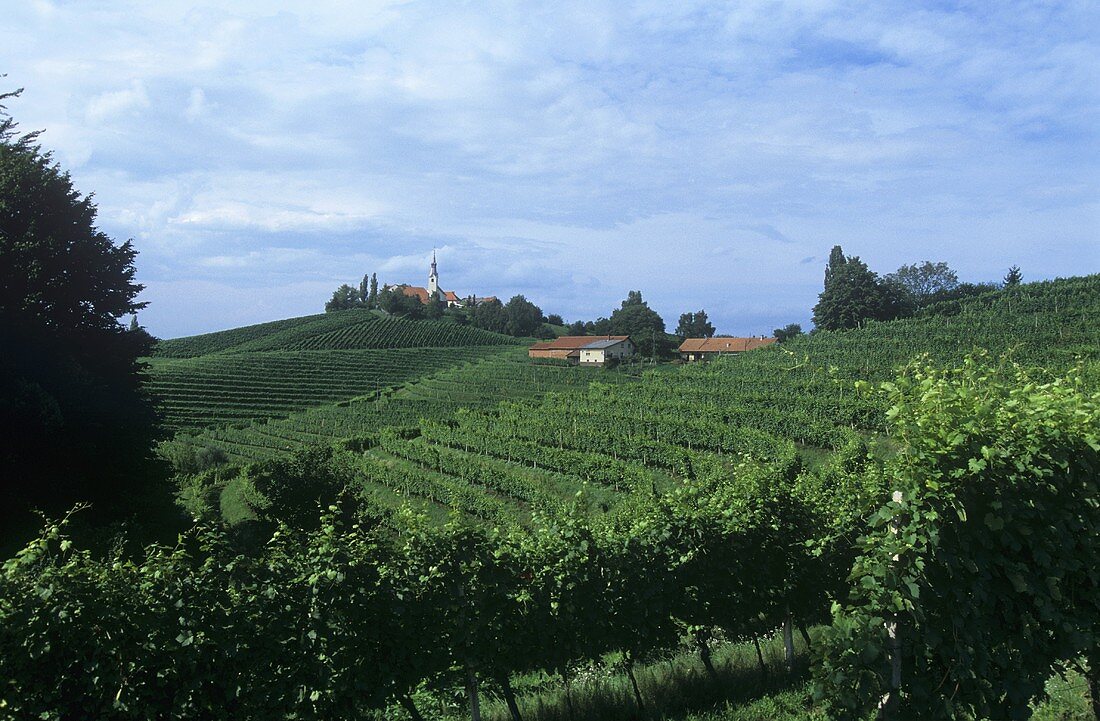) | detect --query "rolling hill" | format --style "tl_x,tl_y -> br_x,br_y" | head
144,311 -> 525,430
170,274 -> 1100,527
